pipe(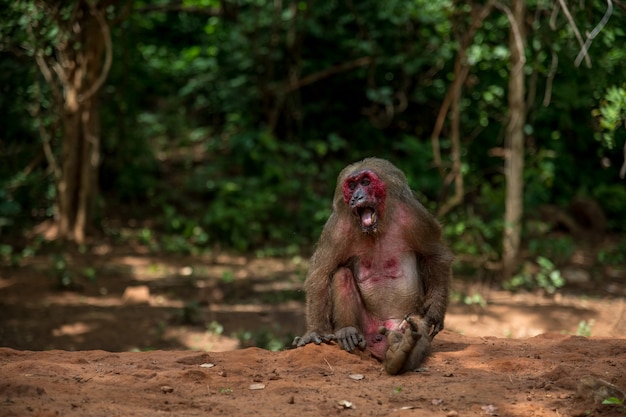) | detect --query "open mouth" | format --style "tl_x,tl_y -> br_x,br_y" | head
356,206 -> 377,230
